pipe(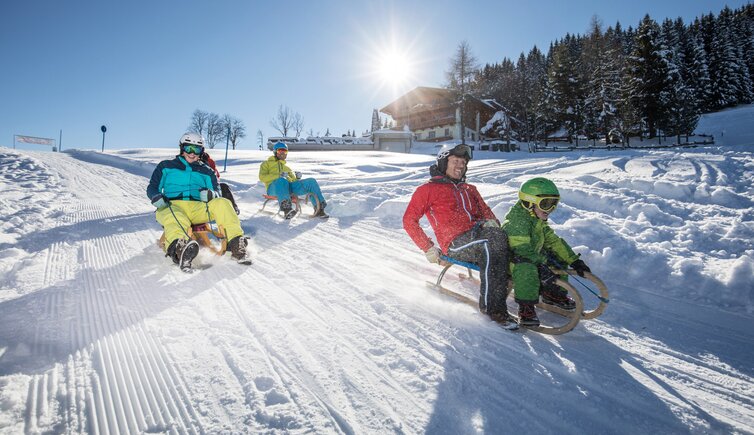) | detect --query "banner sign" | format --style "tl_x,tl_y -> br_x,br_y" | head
15,135 -> 55,145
